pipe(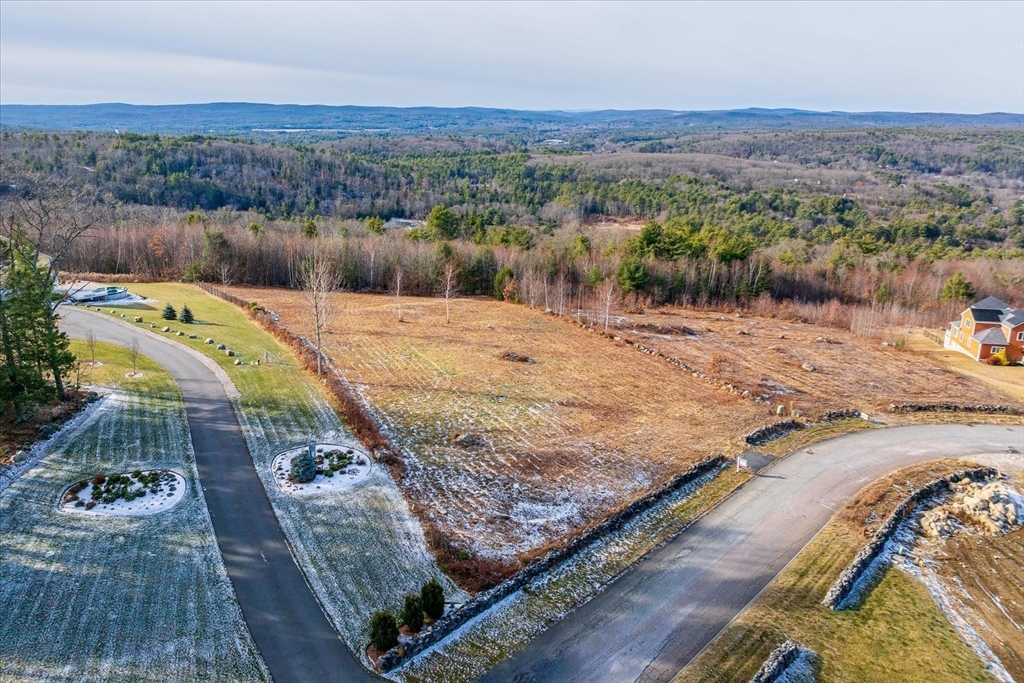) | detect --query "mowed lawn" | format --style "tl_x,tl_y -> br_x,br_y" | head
0,342 -> 267,682
672,460 -> 1002,683
77,283 -> 466,663
227,287 -> 774,568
